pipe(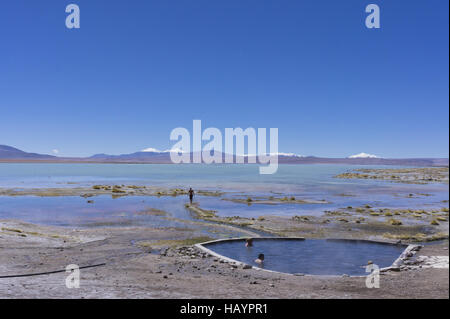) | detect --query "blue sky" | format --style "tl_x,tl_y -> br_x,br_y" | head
0,0 -> 448,158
